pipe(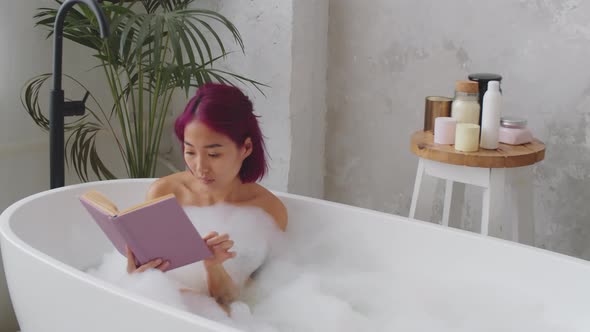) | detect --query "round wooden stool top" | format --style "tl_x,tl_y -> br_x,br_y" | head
410,131 -> 545,168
